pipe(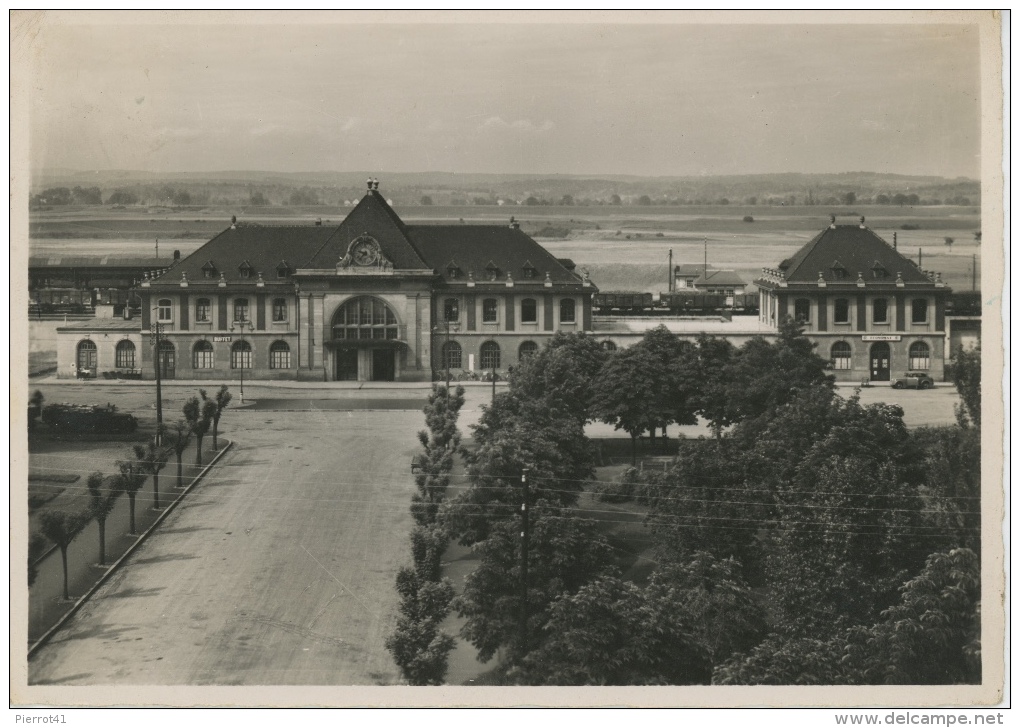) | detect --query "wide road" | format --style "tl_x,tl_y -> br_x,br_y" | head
28,397 -> 429,685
